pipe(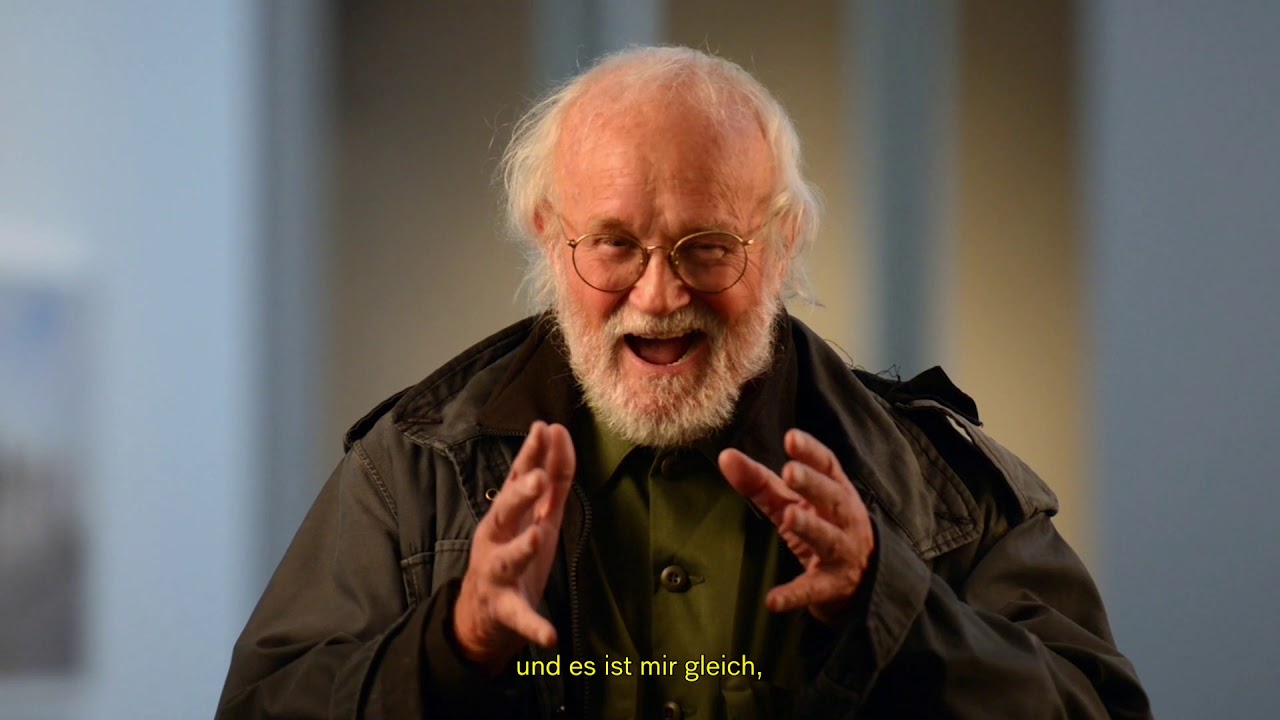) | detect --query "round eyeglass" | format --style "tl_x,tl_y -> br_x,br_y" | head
561,211 -> 781,294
